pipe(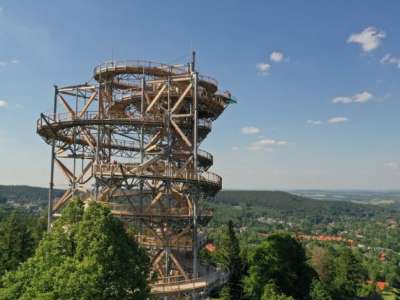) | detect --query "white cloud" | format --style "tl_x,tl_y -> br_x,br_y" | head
0,100 -> 8,108
256,63 -> 271,74
380,54 -> 400,68
248,138 -> 288,151
270,51 -> 284,63
328,117 -> 348,124
384,162 -> 399,170
241,126 -> 260,135
353,91 -> 373,103
0,59 -> 20,66
347,27 -> 385,52
232,146 -> 240,151
332,91 -> 373,104
307,120 -> 323,126
332,96 -> 352,104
